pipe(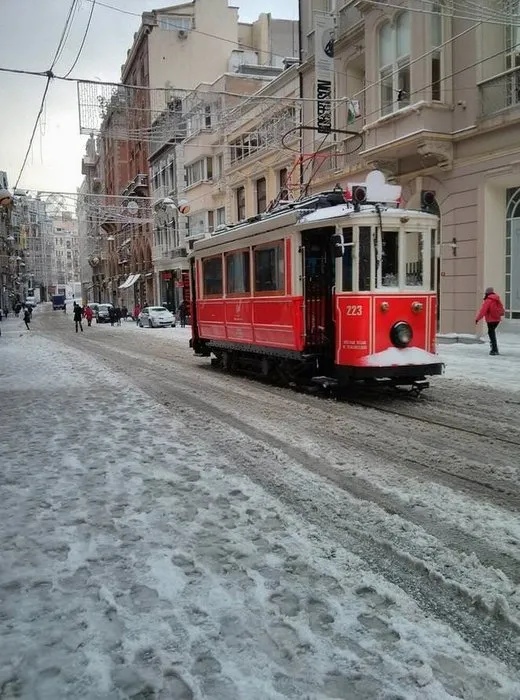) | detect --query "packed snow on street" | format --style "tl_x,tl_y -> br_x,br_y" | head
0,313 -> 519,699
